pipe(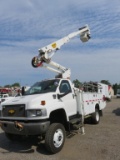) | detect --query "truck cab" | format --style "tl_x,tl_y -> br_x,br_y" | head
0,78 -> 79,153
0,78 -> 77,122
